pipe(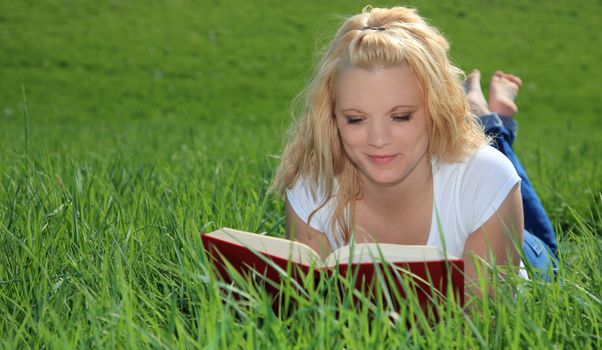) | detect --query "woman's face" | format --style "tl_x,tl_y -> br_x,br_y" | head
334,65 -> 430,187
